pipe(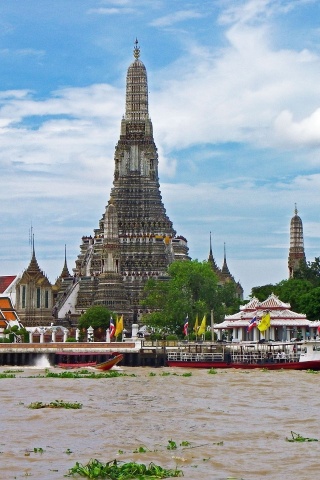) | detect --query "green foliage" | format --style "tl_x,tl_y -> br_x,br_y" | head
286,431 -> 318,442
294,257 -> 320,286
166,439 -> 178,450
44,370 -> 135,379
3,325 -> 29,343
66,337 -> 77,342
298,287 -> 320,321
27,400 -> 82,409
78,305 -> 114,332
251,284 -> 276,301
141,260 -> 240,335
67,458 -> 183,478
250,276 -> 320,320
